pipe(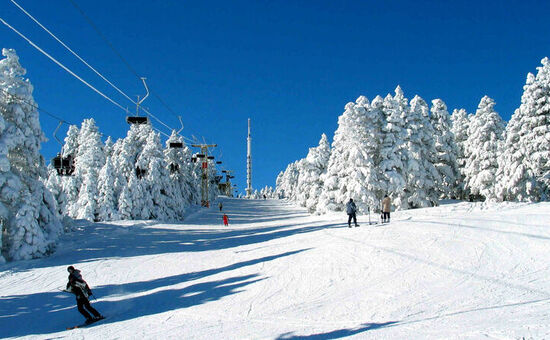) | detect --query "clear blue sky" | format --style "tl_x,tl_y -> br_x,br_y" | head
2,0 -> 550,194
